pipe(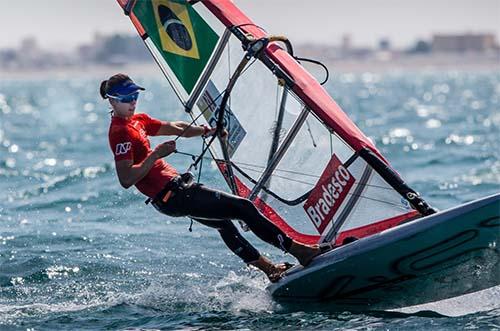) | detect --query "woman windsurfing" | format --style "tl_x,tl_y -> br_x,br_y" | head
100,73 -> 322,282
